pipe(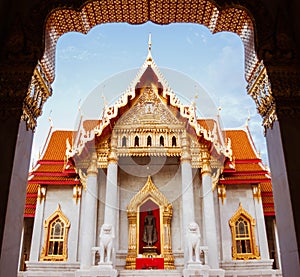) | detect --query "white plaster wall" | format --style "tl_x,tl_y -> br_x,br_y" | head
40,186 -> 80,262
219,185 -> 257,262
117,156 -> 183,252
